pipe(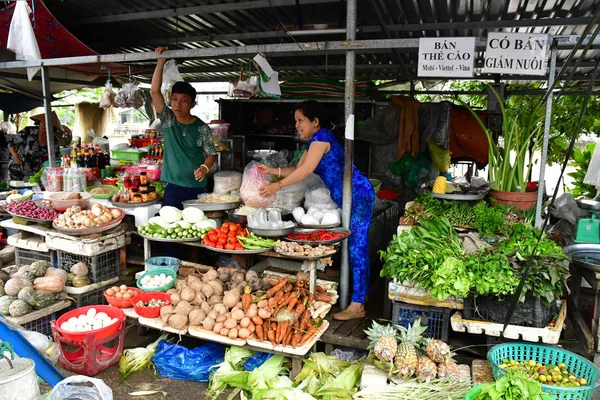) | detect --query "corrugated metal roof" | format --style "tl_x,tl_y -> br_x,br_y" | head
17,0 -> 600,82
